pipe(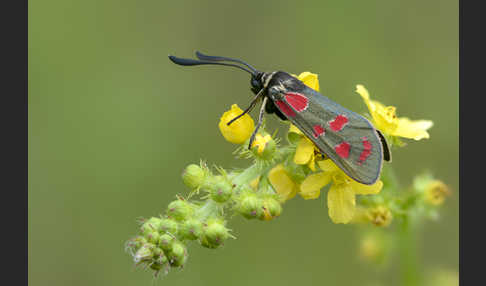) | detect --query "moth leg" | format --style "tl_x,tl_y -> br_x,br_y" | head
227,88 -> 264,126
248,96 -> 268,150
